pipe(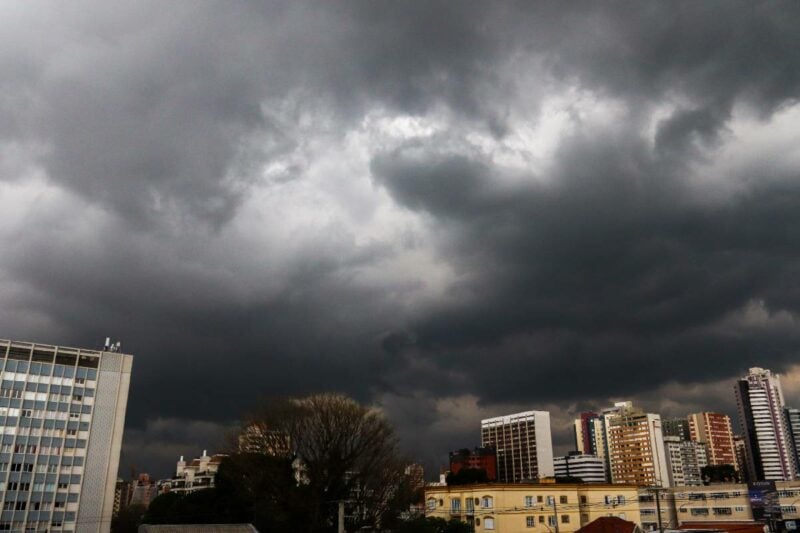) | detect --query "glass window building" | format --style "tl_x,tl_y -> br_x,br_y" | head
0,339 -> 132,532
